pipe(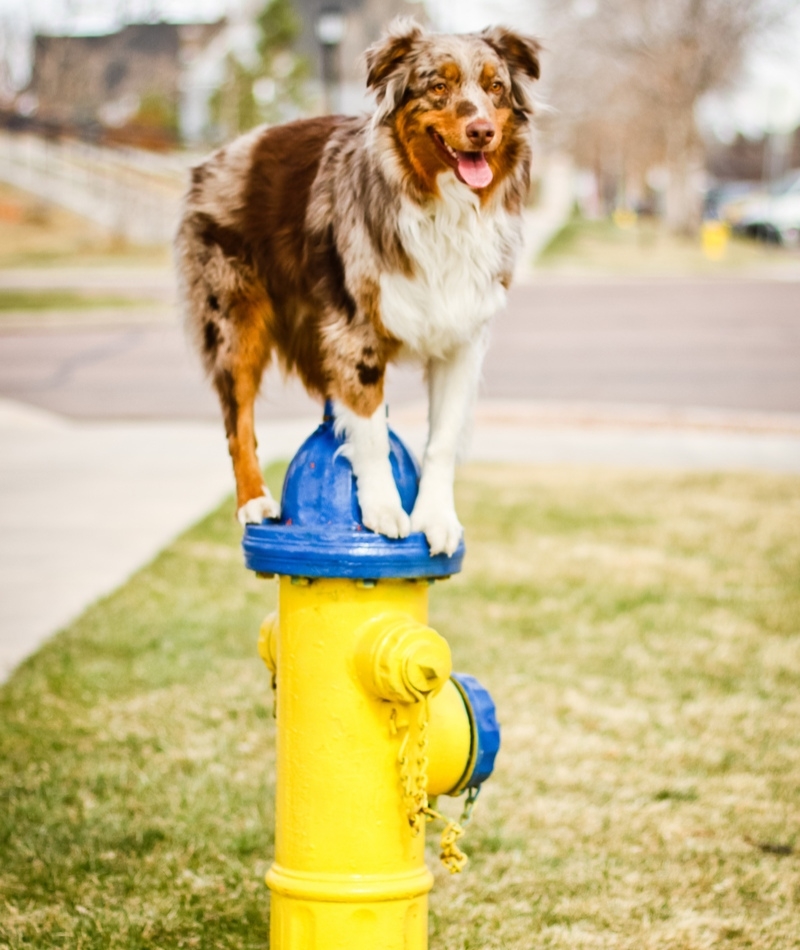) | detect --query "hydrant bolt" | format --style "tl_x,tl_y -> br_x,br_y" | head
405,647 -> 447,694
